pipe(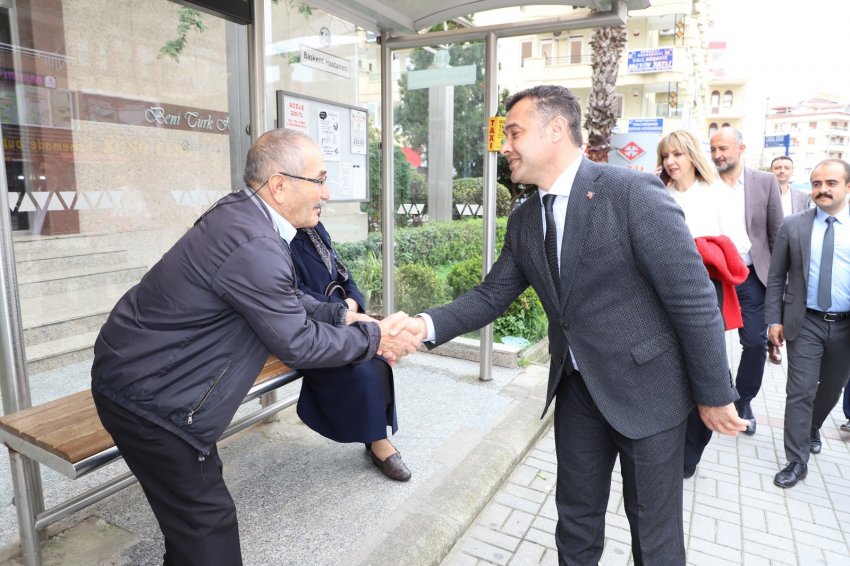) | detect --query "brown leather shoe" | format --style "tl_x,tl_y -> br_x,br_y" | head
370,450 -> 412,482
768,342 -> 782,364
